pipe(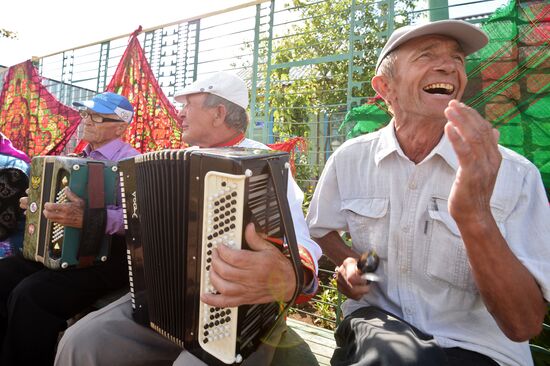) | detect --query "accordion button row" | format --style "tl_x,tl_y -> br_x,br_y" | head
199,172 -> 247,363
